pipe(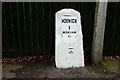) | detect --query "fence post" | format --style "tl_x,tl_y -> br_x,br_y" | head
91,0 -> 108,64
